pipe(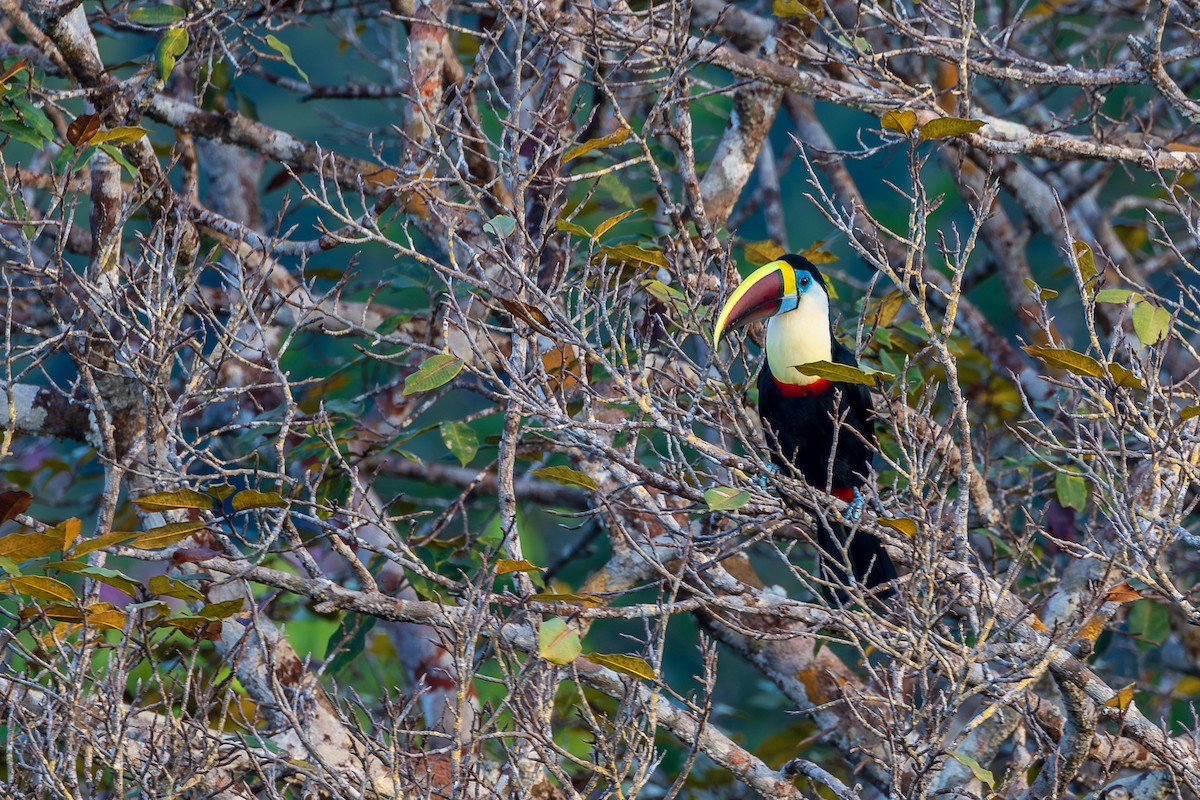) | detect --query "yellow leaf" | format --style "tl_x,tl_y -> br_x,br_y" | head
538,617 -> 582,664
530,466 -> 598,491
795,360 -> 893,385
1108,363 -> 1144,390
593,209 -> 640,240
773,0 -> 822,18
230,490 -> 288,511
587,652 -> 657,680
0,575 -> 75,602
744,240 -> 786,266
130,521 -> 205,549
1104,683 -> 1136,710
0,531 -> 64,561
871,290 -> 905,328
918,117 -> 986,141
1020,346 -> 1105,379
134,489 -> 212,511
529,592 -> 603,607
878,517 -> 917,537
1072,240 -> 1097,284
72,530 -> 137,557
563,127 -> 630,163
599,243 -> 669,269
881,110 -> 918,135
497,559 -> 541,575
89,126 -> 149,145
